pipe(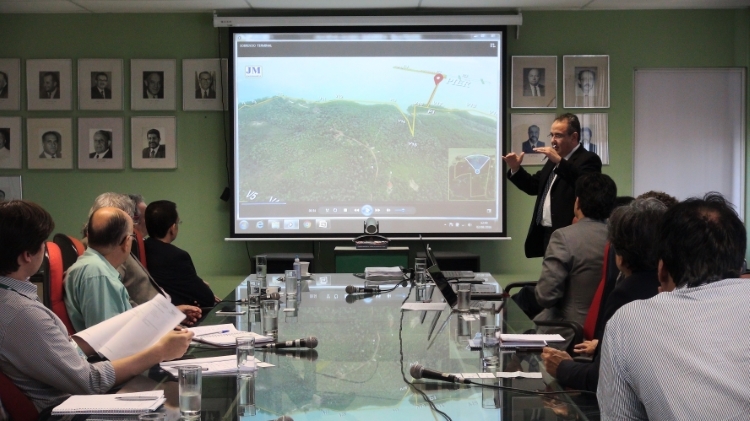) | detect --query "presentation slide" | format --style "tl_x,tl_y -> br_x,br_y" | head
231,29 -> 505,239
